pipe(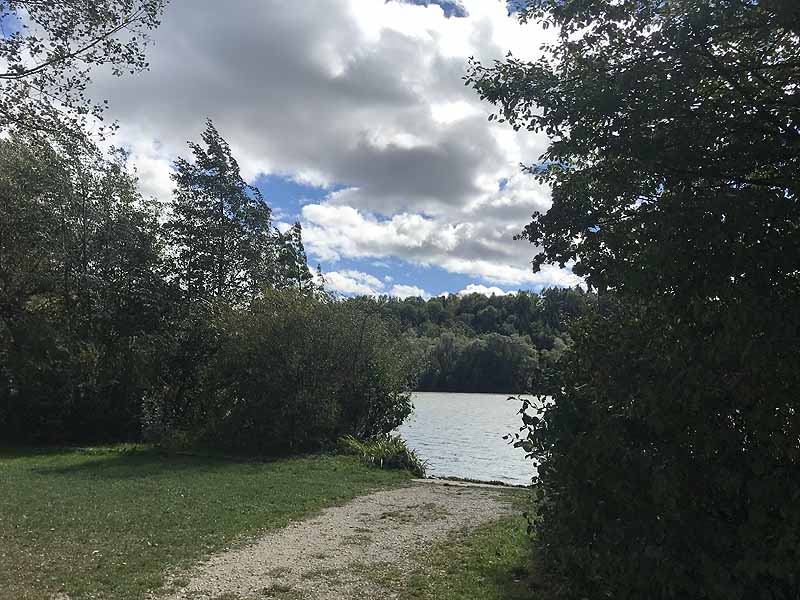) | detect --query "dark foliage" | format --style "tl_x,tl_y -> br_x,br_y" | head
1,122 -> 415,450
517,296 -> 800,599
146,292 -> 414,454
471,0 -> 800,598
0,129 -> 168,443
